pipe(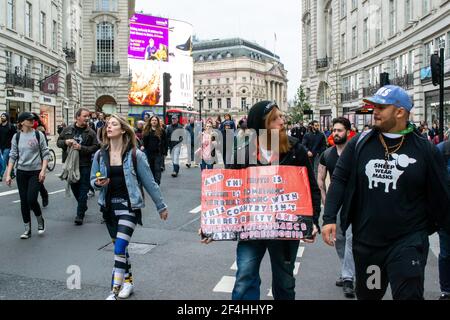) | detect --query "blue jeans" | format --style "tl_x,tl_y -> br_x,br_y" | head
0,148 -> 10,177
70,166 -> 91,217
439,230 -> 450,294
200,160 -> 213,171
232,240 -> 300,300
